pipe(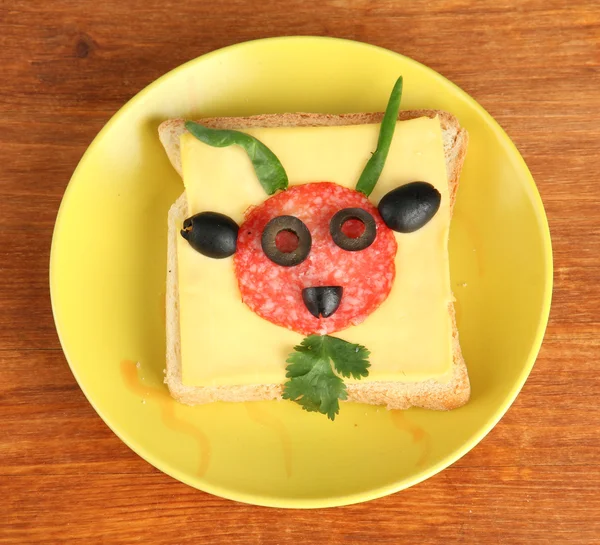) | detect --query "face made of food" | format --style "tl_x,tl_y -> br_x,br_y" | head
181,179 -> 440,336
234,182 -> 397,336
